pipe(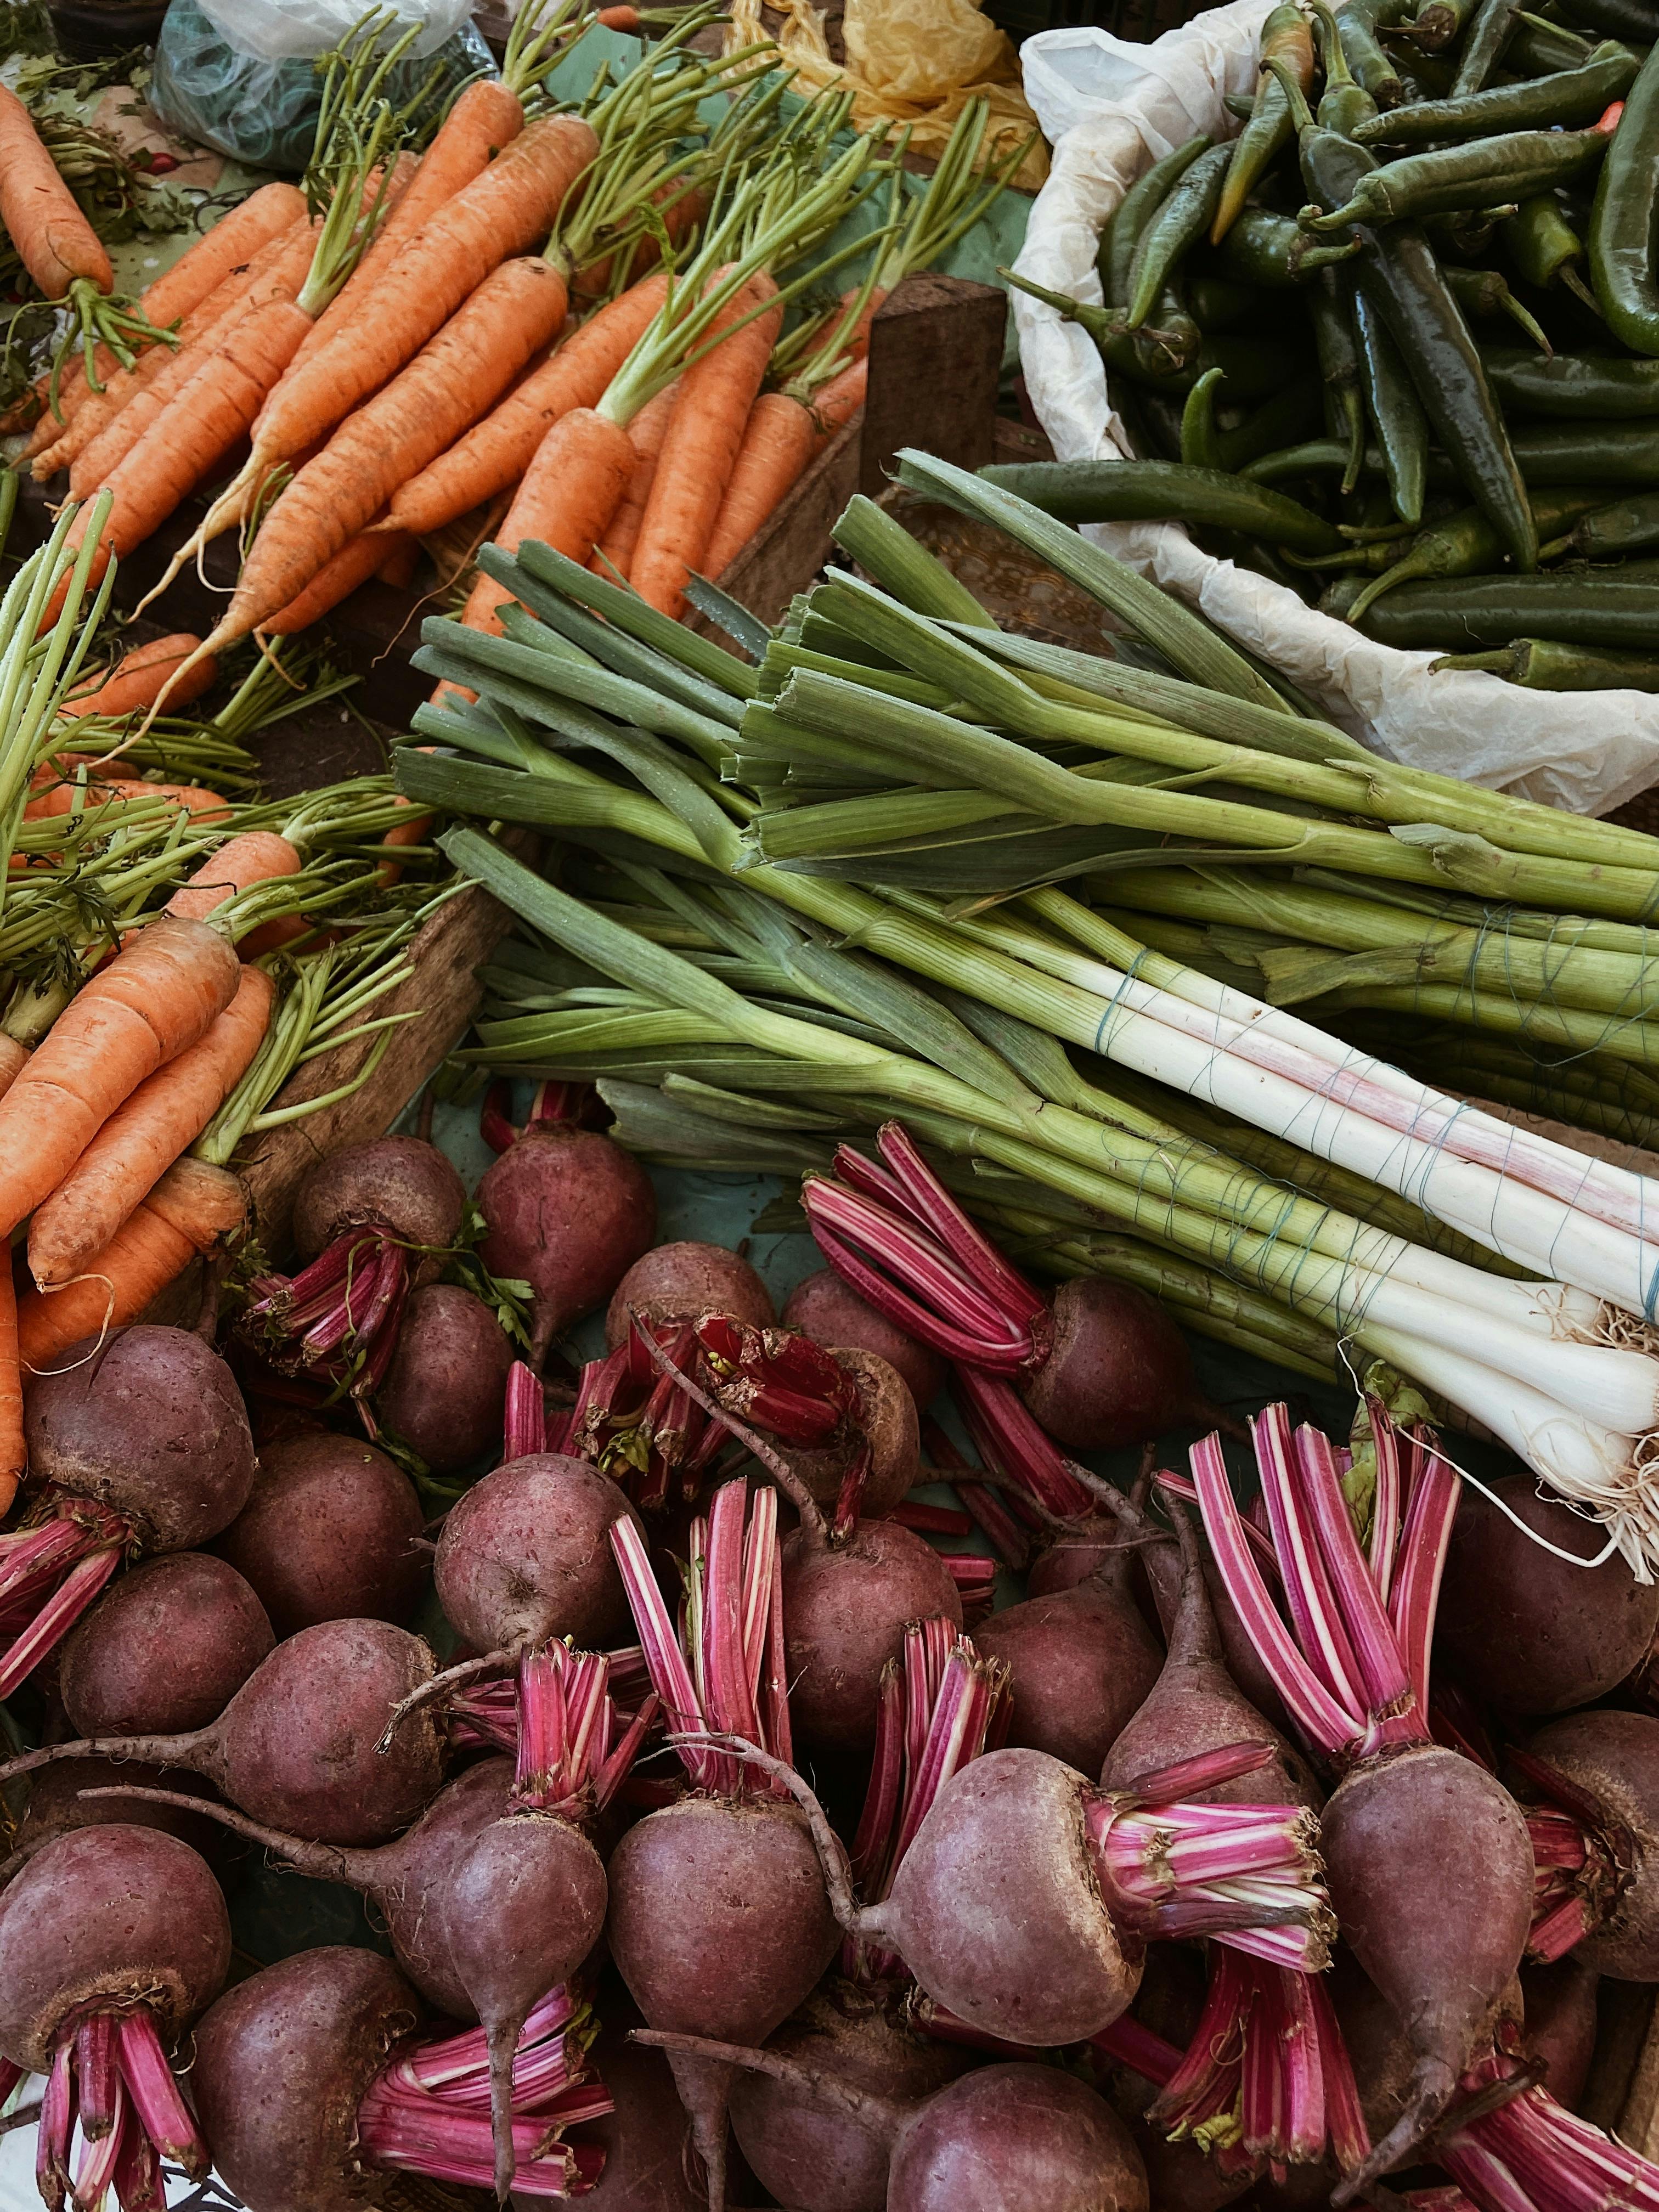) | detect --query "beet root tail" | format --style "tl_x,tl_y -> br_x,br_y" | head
1330,2055 -> 1458,2203
664,2049 -> 735,2212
